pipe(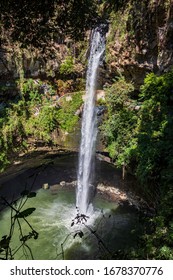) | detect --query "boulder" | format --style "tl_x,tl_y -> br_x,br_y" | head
42,183 -> 49,189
